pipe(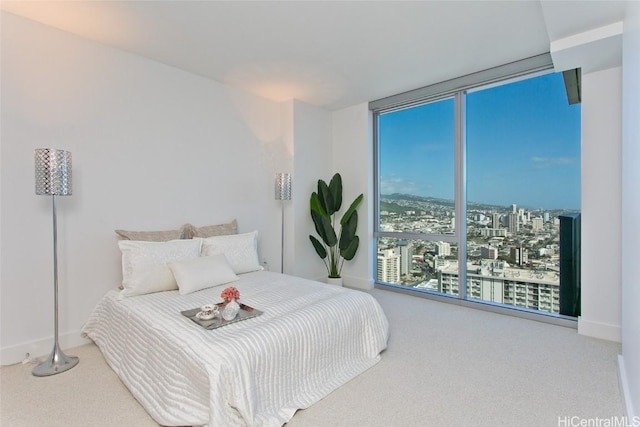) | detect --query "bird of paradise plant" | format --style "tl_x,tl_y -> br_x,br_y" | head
309,173 -> 363,278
